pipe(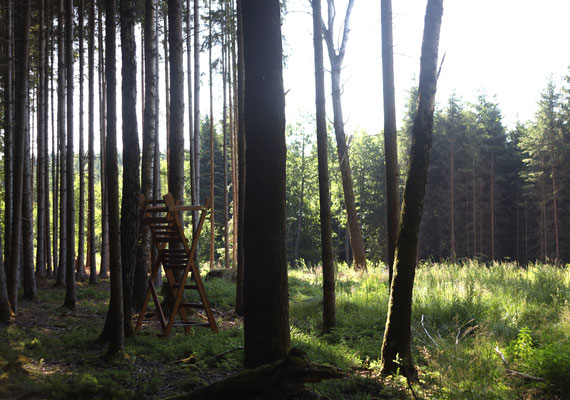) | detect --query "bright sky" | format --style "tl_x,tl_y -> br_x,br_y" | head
282,0 -> 570,134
